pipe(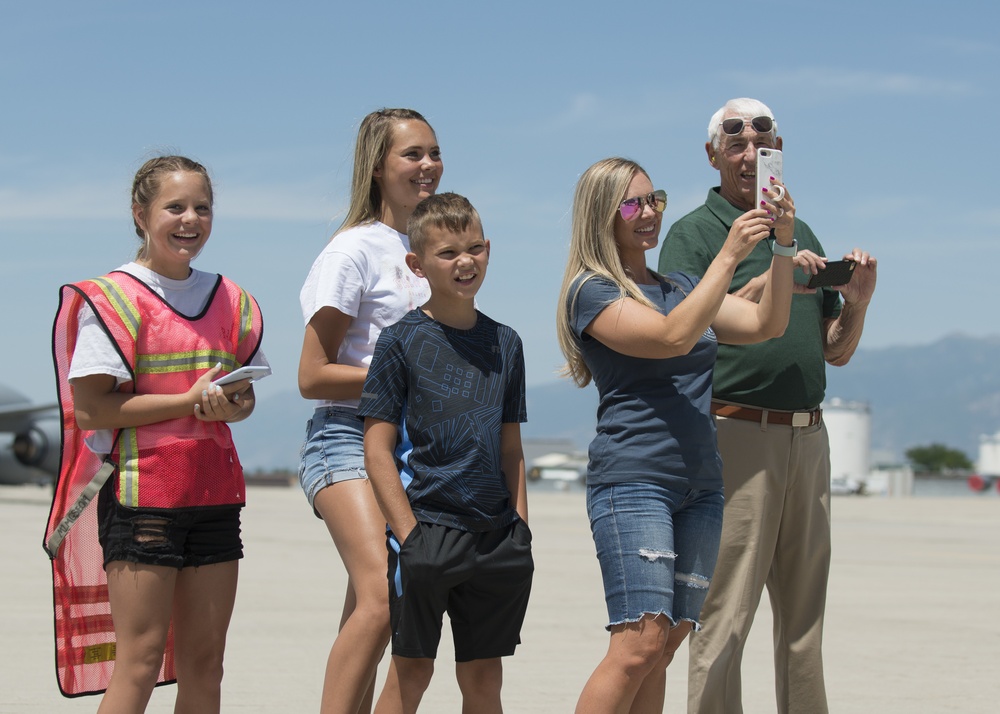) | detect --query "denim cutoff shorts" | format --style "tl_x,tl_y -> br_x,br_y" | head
298,406 -> 368,515
586,481 -> 724,630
